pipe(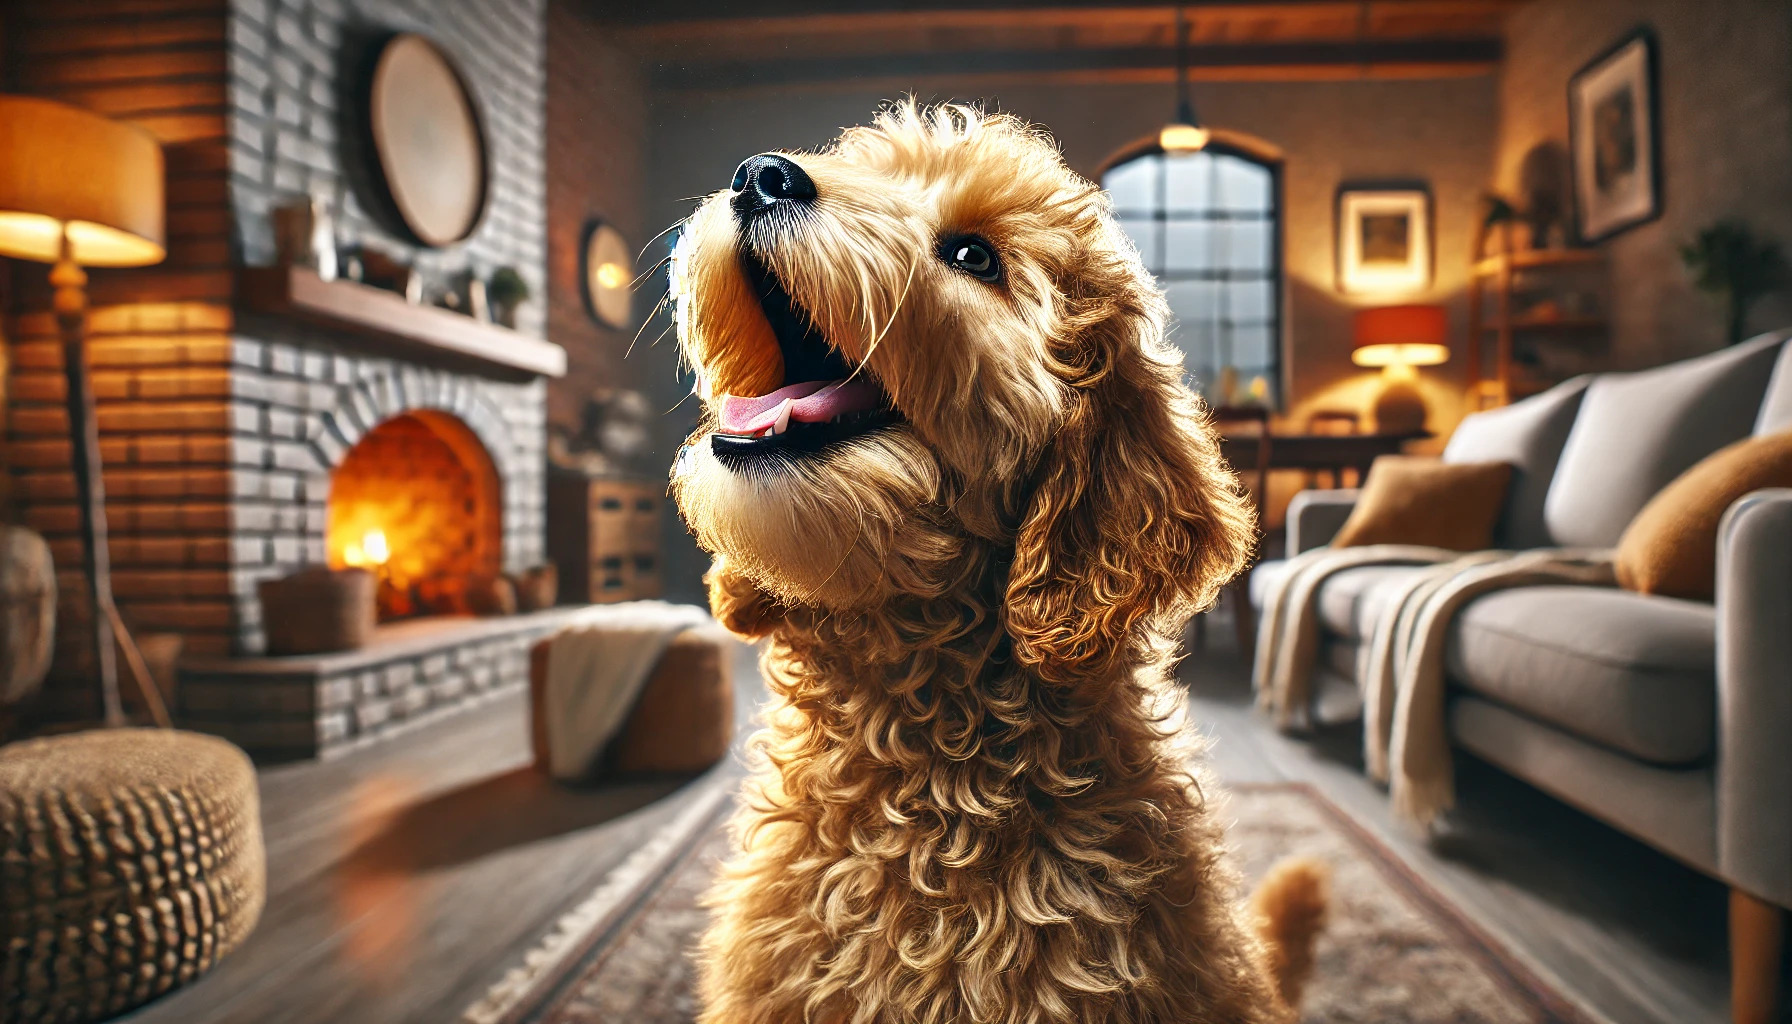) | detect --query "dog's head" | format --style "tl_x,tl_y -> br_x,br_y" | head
671,103 -> 1253,676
